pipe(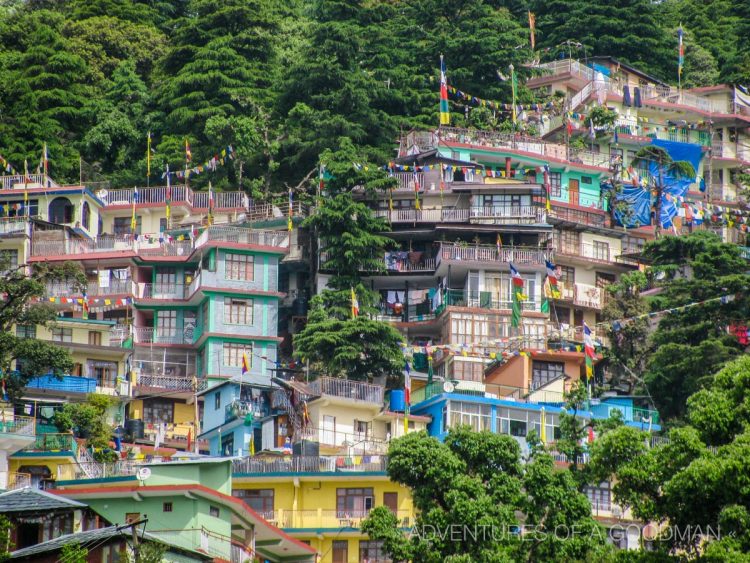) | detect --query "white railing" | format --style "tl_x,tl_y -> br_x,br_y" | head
7,472 -> 31,490
137,282 -> 188,300
136,374 -> 195,391
533,59 -> 598,82
45,279 -> 132,297
132,326 -> 199,345
243,202 -> 308,222
469,205 -> 546,223
0,415 -> 35,436
0,174 -> 59,190
570,81 -> 594,110
375,208 -> 469,223
388,172 -> 425,191
263,509 -> 412,530
0,218 -> 31,236
58,459 -> 142,481
99,186 -> 247,210
437,243 -> 551,266
296,427 -> 389,454
308,377 -> 385,404
232,455 -> 389,475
